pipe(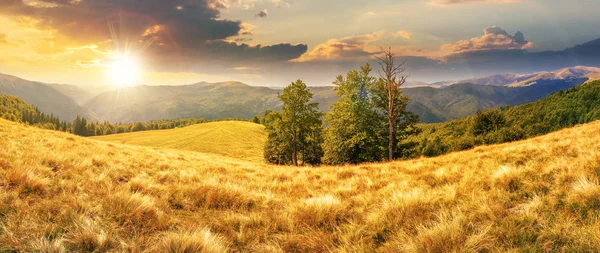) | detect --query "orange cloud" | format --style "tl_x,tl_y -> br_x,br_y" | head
394,30 -> 412,40
441,26 -> 533,54
295,32 -> 384,62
